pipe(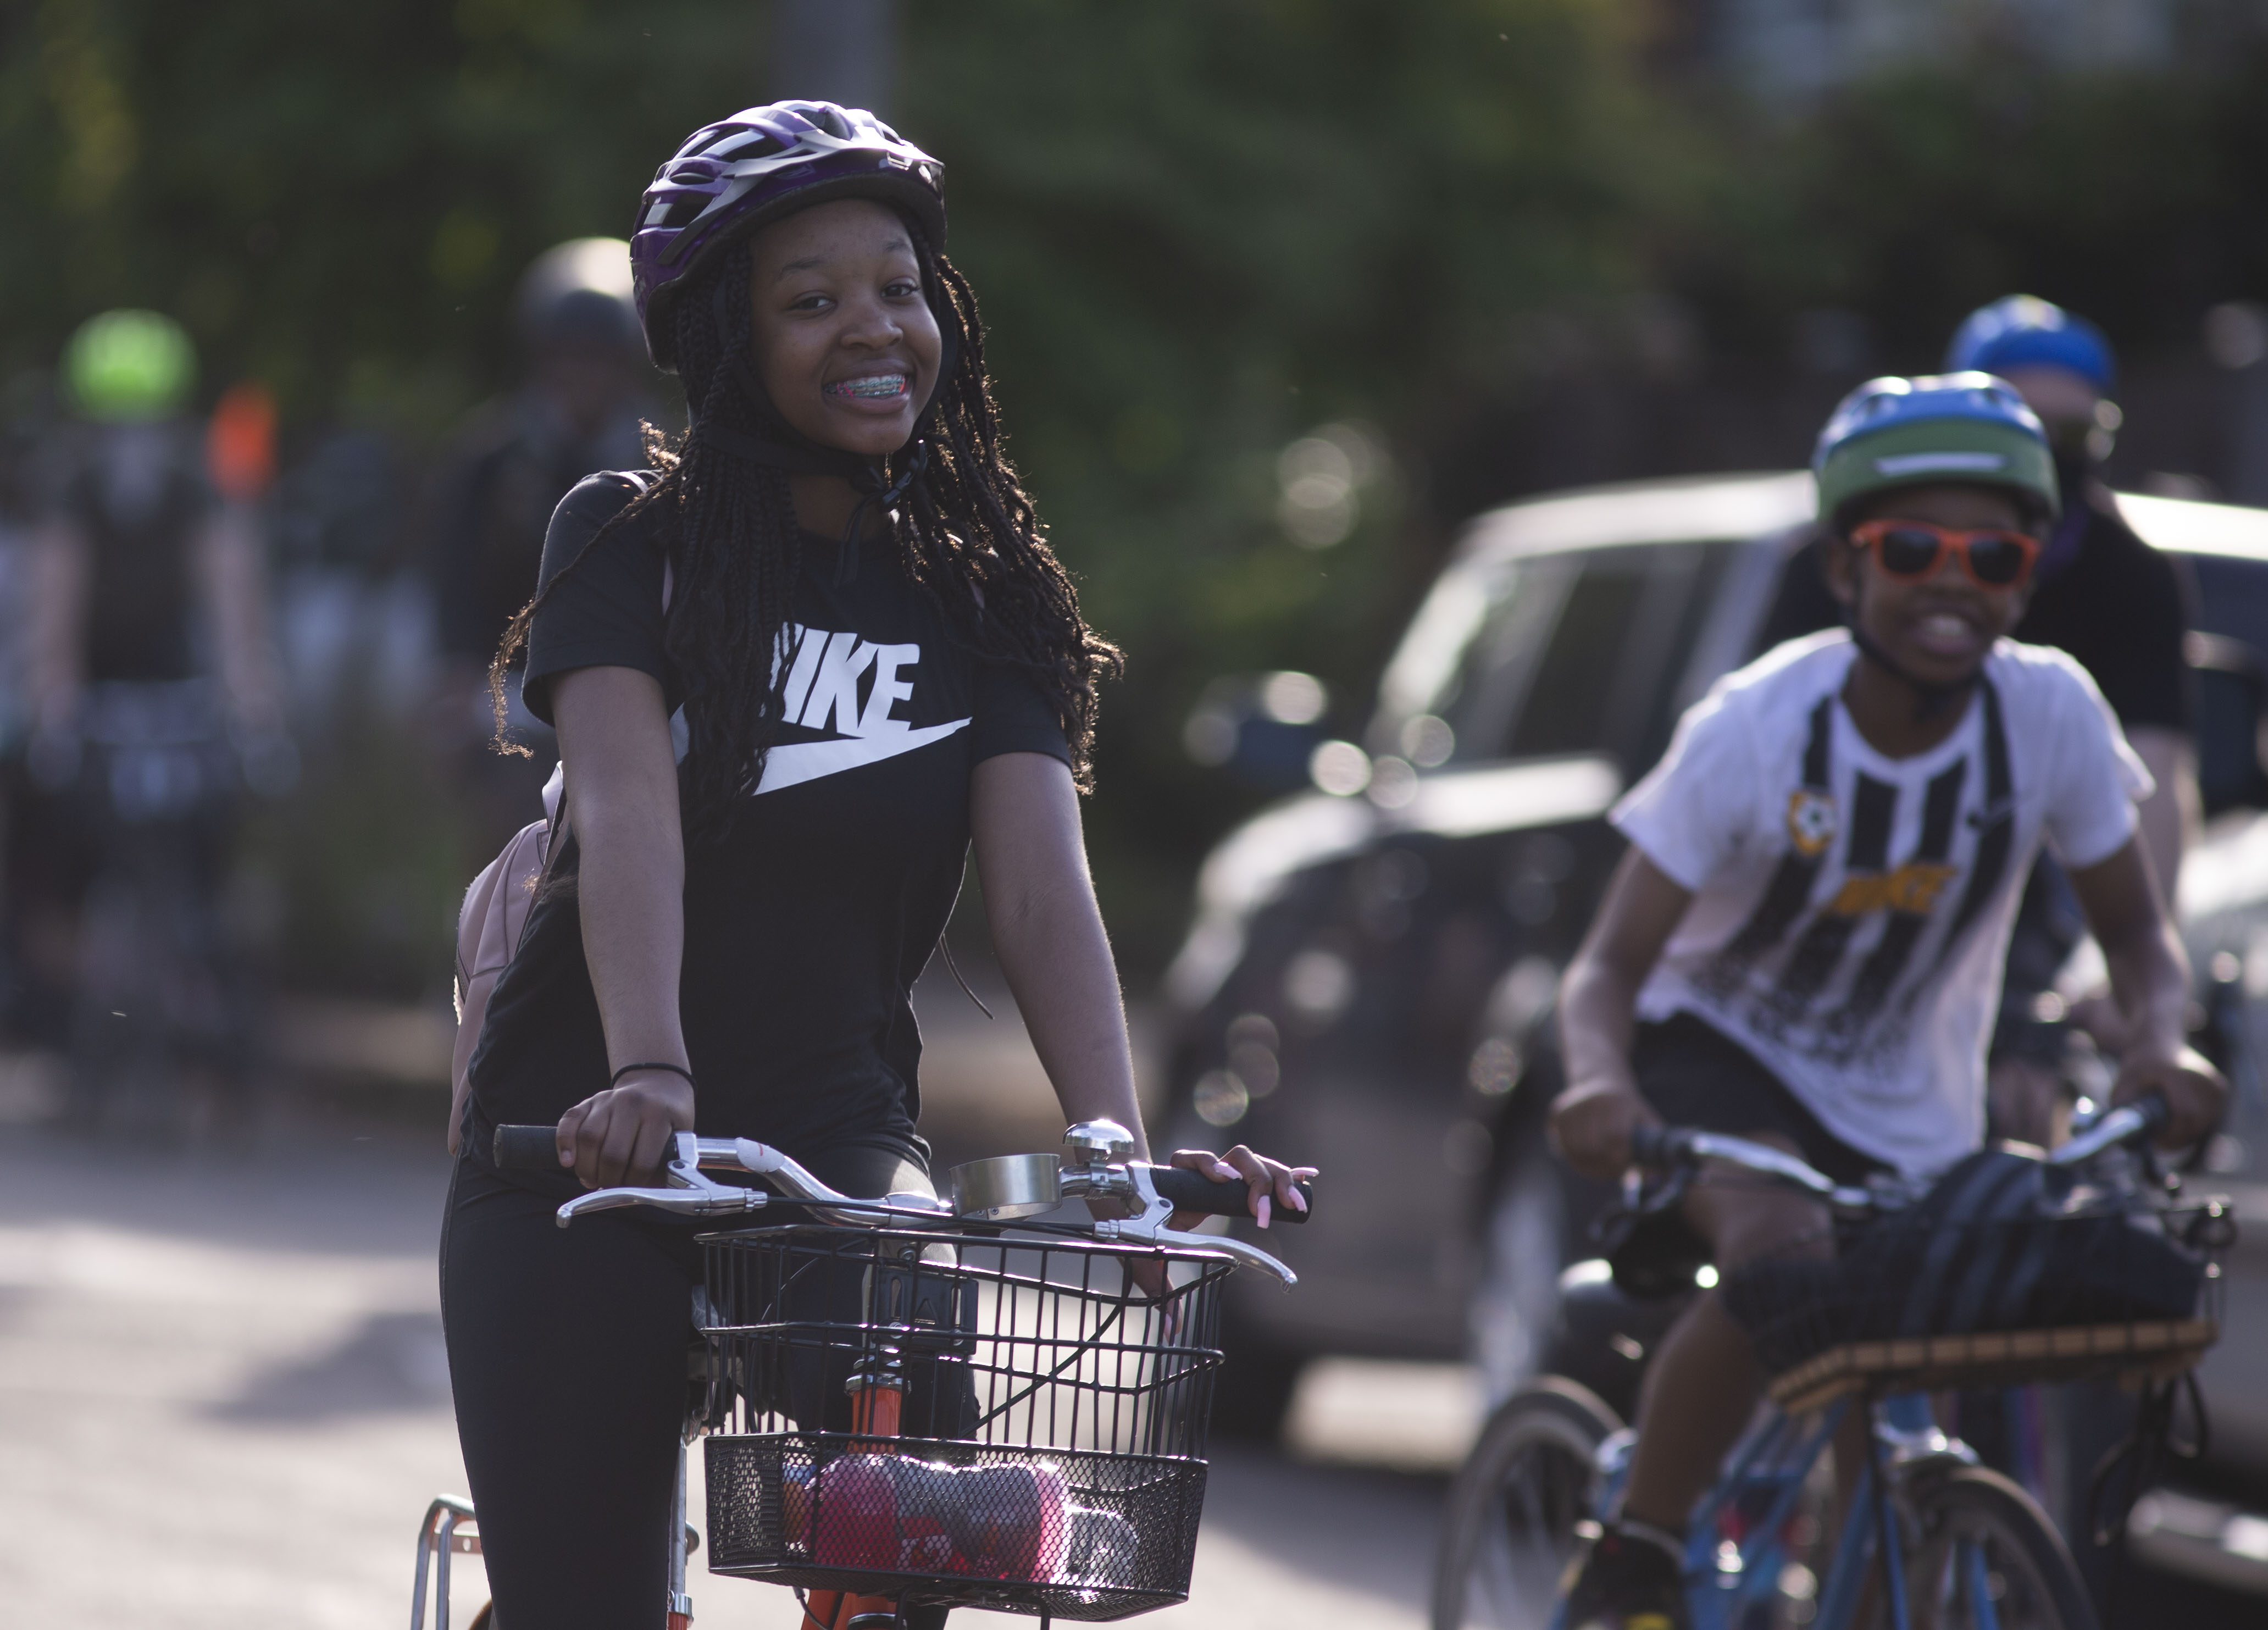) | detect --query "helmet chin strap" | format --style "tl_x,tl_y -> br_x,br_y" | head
1845,571 -> 1981,725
